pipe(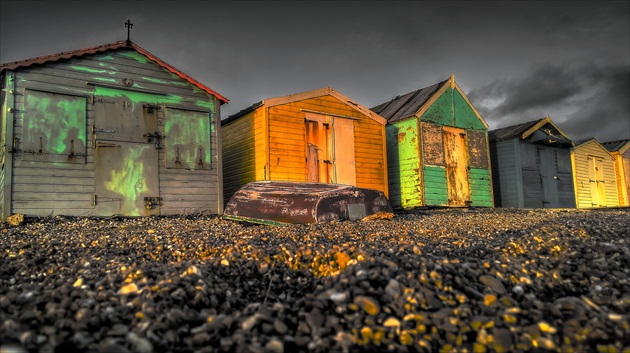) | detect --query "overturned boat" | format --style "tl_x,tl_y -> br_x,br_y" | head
223,181 -> 393,225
